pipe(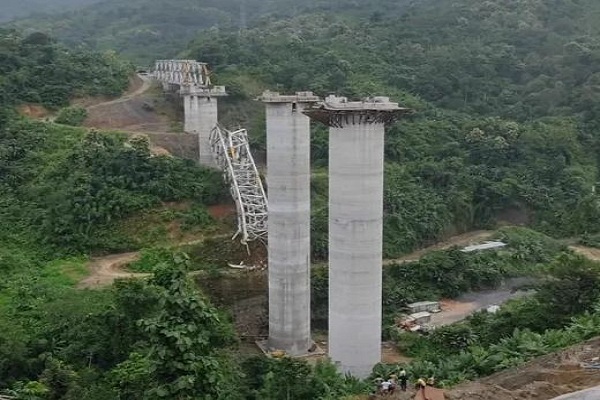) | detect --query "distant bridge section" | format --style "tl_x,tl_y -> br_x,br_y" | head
154,60 -> 211,86
153,59 -> 226,167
